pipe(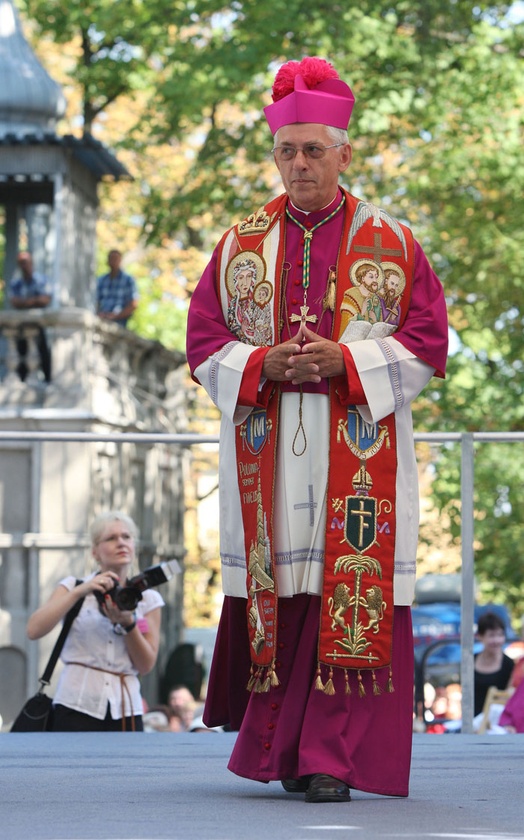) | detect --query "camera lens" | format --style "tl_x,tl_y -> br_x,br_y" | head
114,586 -> 141,612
